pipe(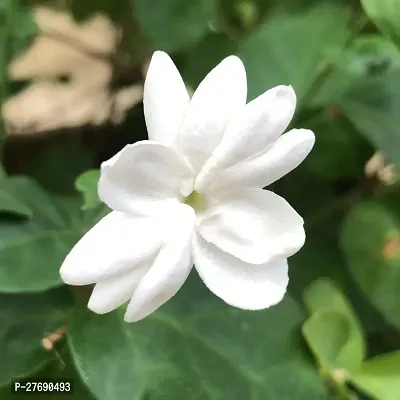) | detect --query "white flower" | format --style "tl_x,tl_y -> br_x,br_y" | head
60,51 -> 315,322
